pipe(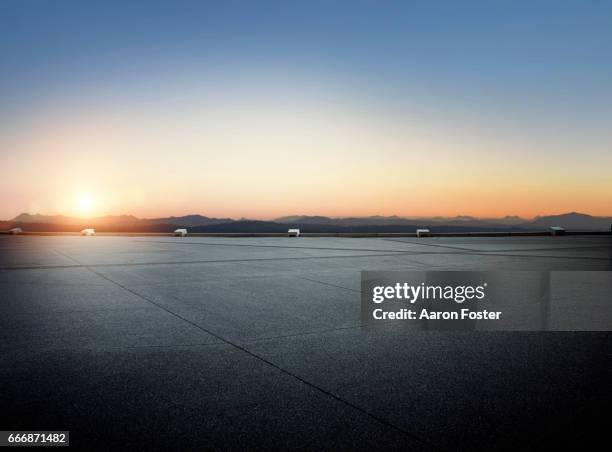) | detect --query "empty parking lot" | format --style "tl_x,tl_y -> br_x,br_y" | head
1,235 -> 610,450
